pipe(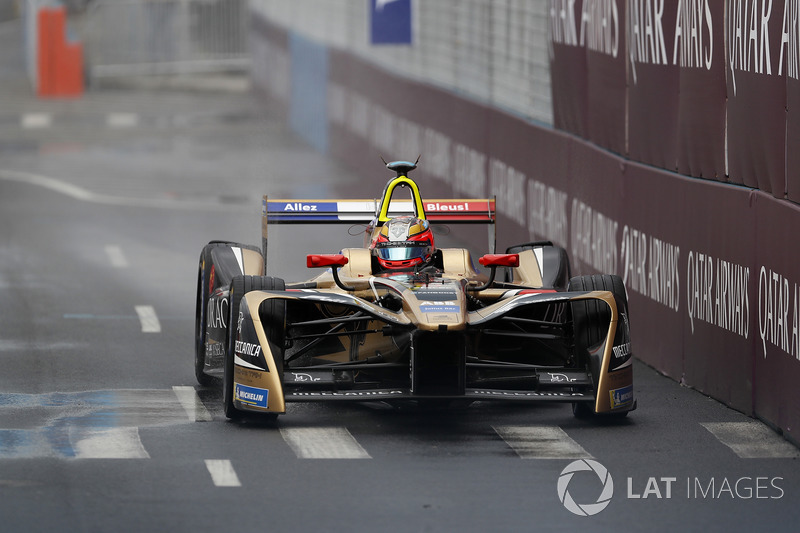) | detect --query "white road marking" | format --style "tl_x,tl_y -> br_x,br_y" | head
0,389 -> 204,459
104,245 -> 129,268
280,427 -> 371,459
172,386 -> 212,422
135,305 -> 161,333
1,169 -> 97,201
493,425 -> 592,459
701,422 -> 800,459
21,113 -> 51,129
71,427 -> 150,459
205,460 -> 242,487
0,168 -> 233,210
106,112 -> 139,128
